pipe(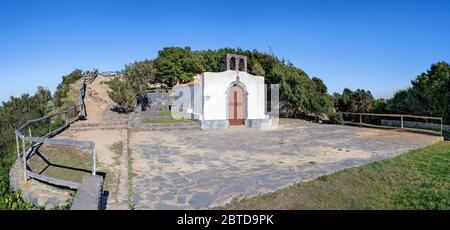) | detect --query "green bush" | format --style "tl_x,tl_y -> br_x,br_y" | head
0,88 -> 51,209
123,60 -> 157,96
53,70 -> 84,108
0,191 -> 41,210
107,77 -> 137,113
